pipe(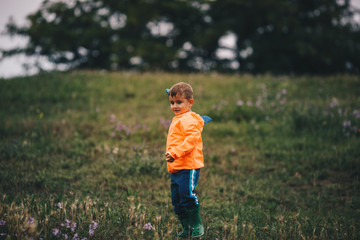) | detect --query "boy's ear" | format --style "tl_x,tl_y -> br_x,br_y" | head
189,98 -> 194,105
